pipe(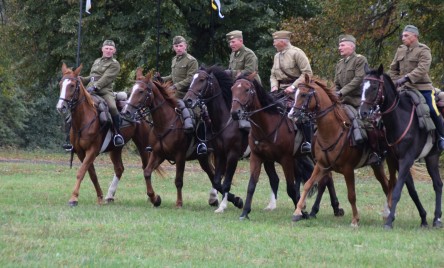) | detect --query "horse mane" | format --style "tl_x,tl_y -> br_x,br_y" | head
206,65 -> 233,109
152,80 -> 178,107
62,67 -> 95,108
310,76 -> 339,104
237,72 -> 283,114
